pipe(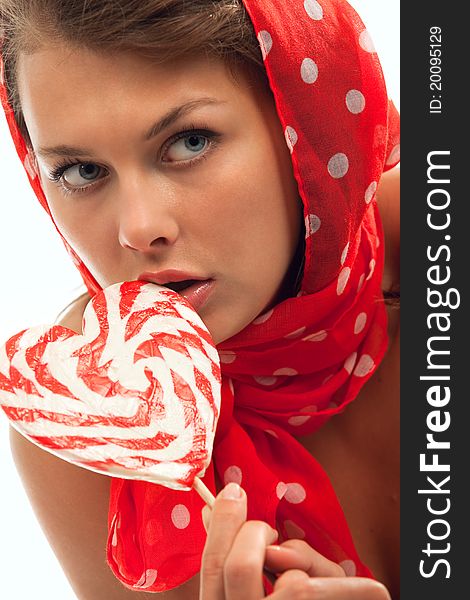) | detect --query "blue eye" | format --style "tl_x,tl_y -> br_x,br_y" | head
63,163 -> 103,185
49,161 -> 105,190
77,163 -> 101,181
185,135 -> 206,152
164,133 -> 209,163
